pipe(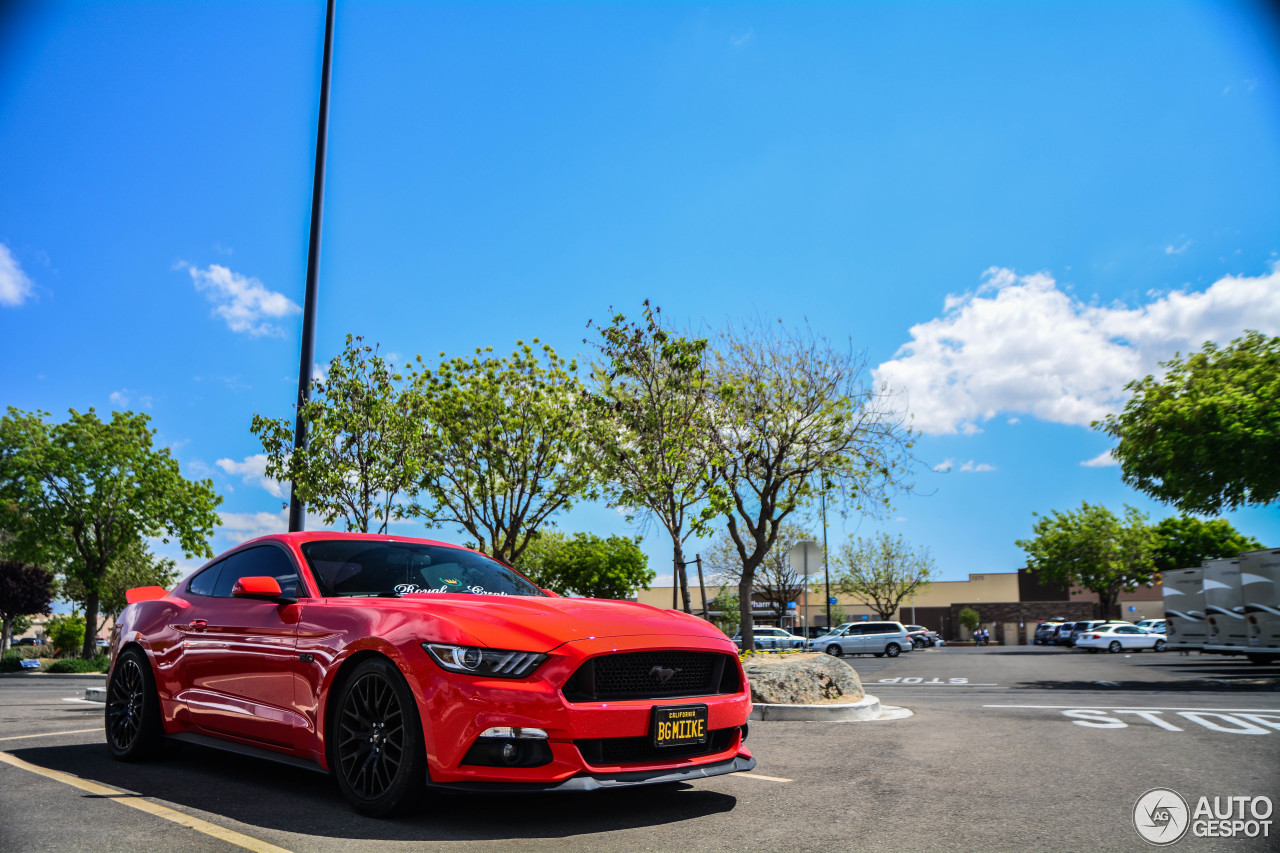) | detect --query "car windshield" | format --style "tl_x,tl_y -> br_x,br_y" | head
301,539 -> 546,598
